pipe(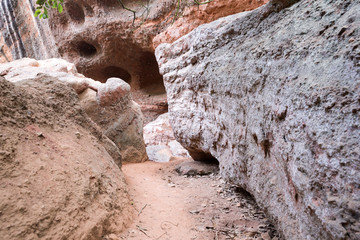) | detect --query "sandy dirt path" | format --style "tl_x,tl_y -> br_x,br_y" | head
119,159 -> 281,240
